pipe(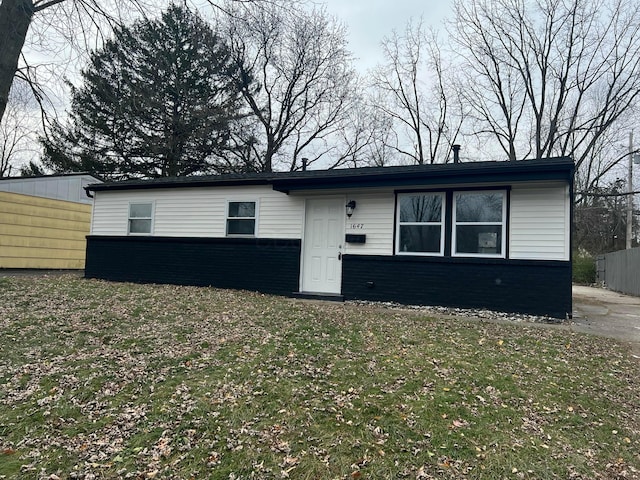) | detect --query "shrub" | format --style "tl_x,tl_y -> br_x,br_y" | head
573,252 -> 596,284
